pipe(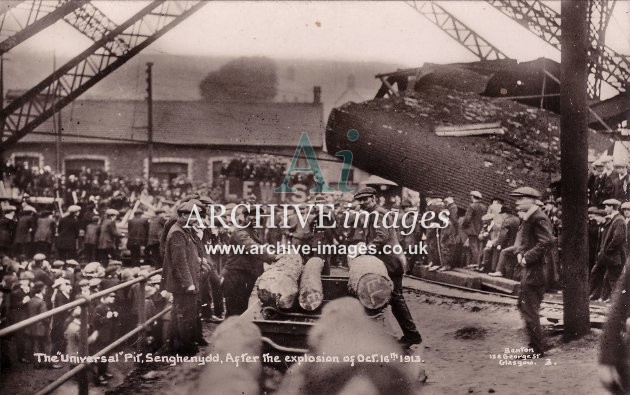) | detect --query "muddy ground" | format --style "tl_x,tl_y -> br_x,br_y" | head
1,284 -> 606,395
